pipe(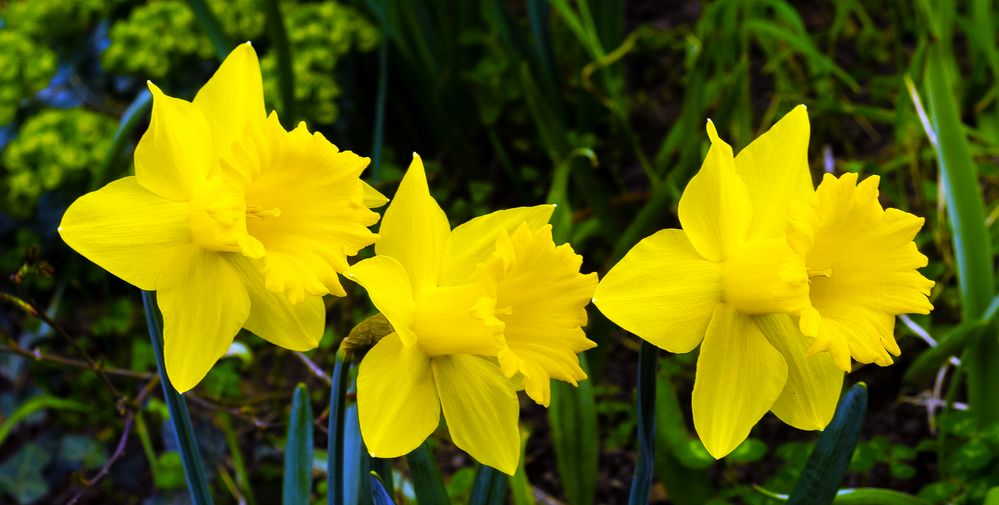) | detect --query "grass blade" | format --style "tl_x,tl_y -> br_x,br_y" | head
787,383 -> 868,505
141,291 -> 214,505
468,465 -> 509,505
627,341 -> 658,505
0,395 -> 89,447
548,355 -> 597,505
925,43 -> 998,423
370,473 -> 395,505
182,0 -> 231,60
283,384 -> 314,505
327,357 -> 350,505
263,0 -> 296,125
91,89 -> 151,190
406,443 -> 450,505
